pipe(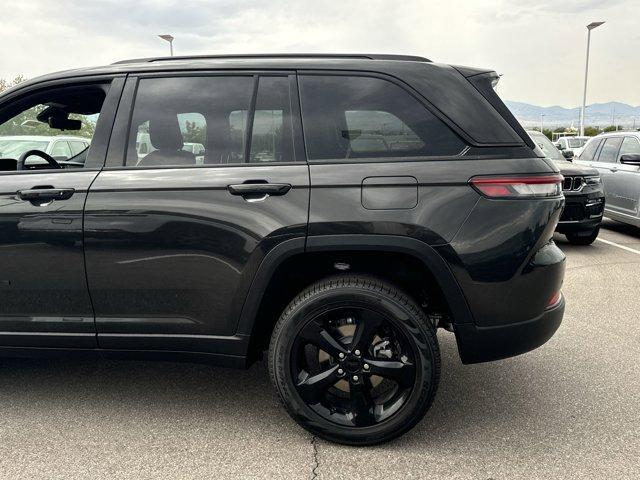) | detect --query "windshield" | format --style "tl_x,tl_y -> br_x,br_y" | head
528,132 -> 564,161
0,139 -> 49,159
567,138 -> 587,148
